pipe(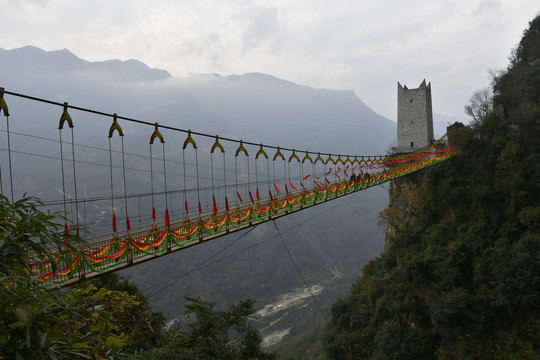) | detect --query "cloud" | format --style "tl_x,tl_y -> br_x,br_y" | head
234,6 -> 279,52
0,0 -> 539,119
474,0 -> 502,15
